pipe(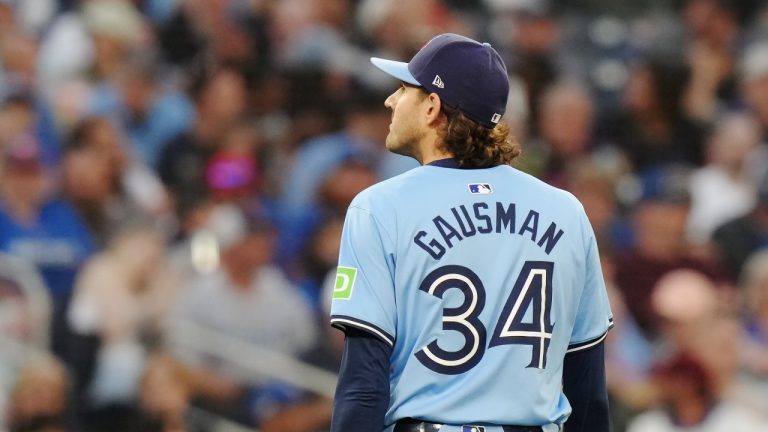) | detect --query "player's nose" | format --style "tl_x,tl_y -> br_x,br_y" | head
384,91 -> 396,110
